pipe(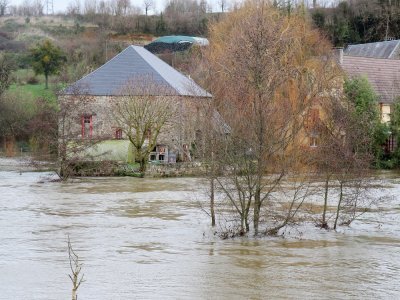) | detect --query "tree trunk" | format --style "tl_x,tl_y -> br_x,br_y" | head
72,288 -> 77,300
334,181 -> 343,230
210,151 -> 216,227
321,175 -> 330,229
45,73 -> 49,89
139,157 -> 147,175
135,146 -> 147,175
210,176 -> 216,227
240,212 -> 245,234
245,206 -> 250,232
253,187 -> 261,235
